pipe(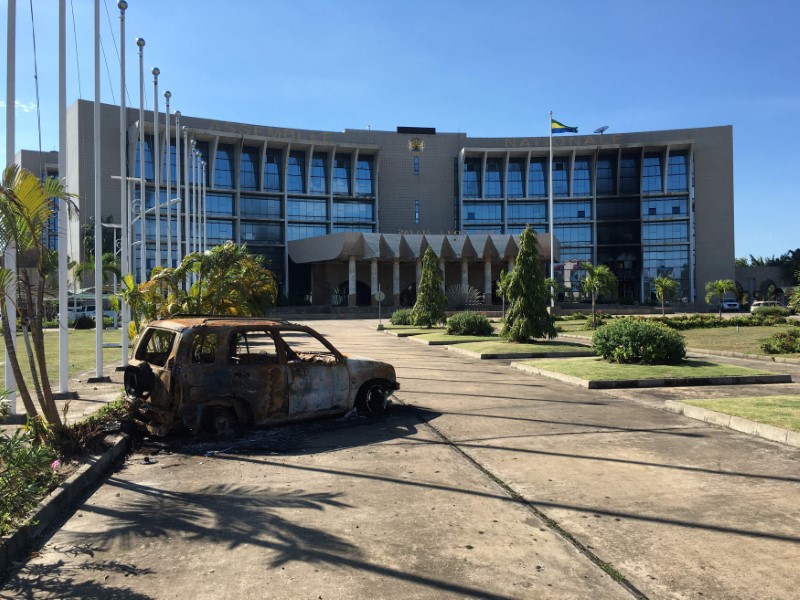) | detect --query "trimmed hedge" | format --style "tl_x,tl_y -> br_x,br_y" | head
751,306 -> 792,318
390,308 -> 413,326
635,314 -> 787,330
446,311 -> 494,336
593,319 -> 686,364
